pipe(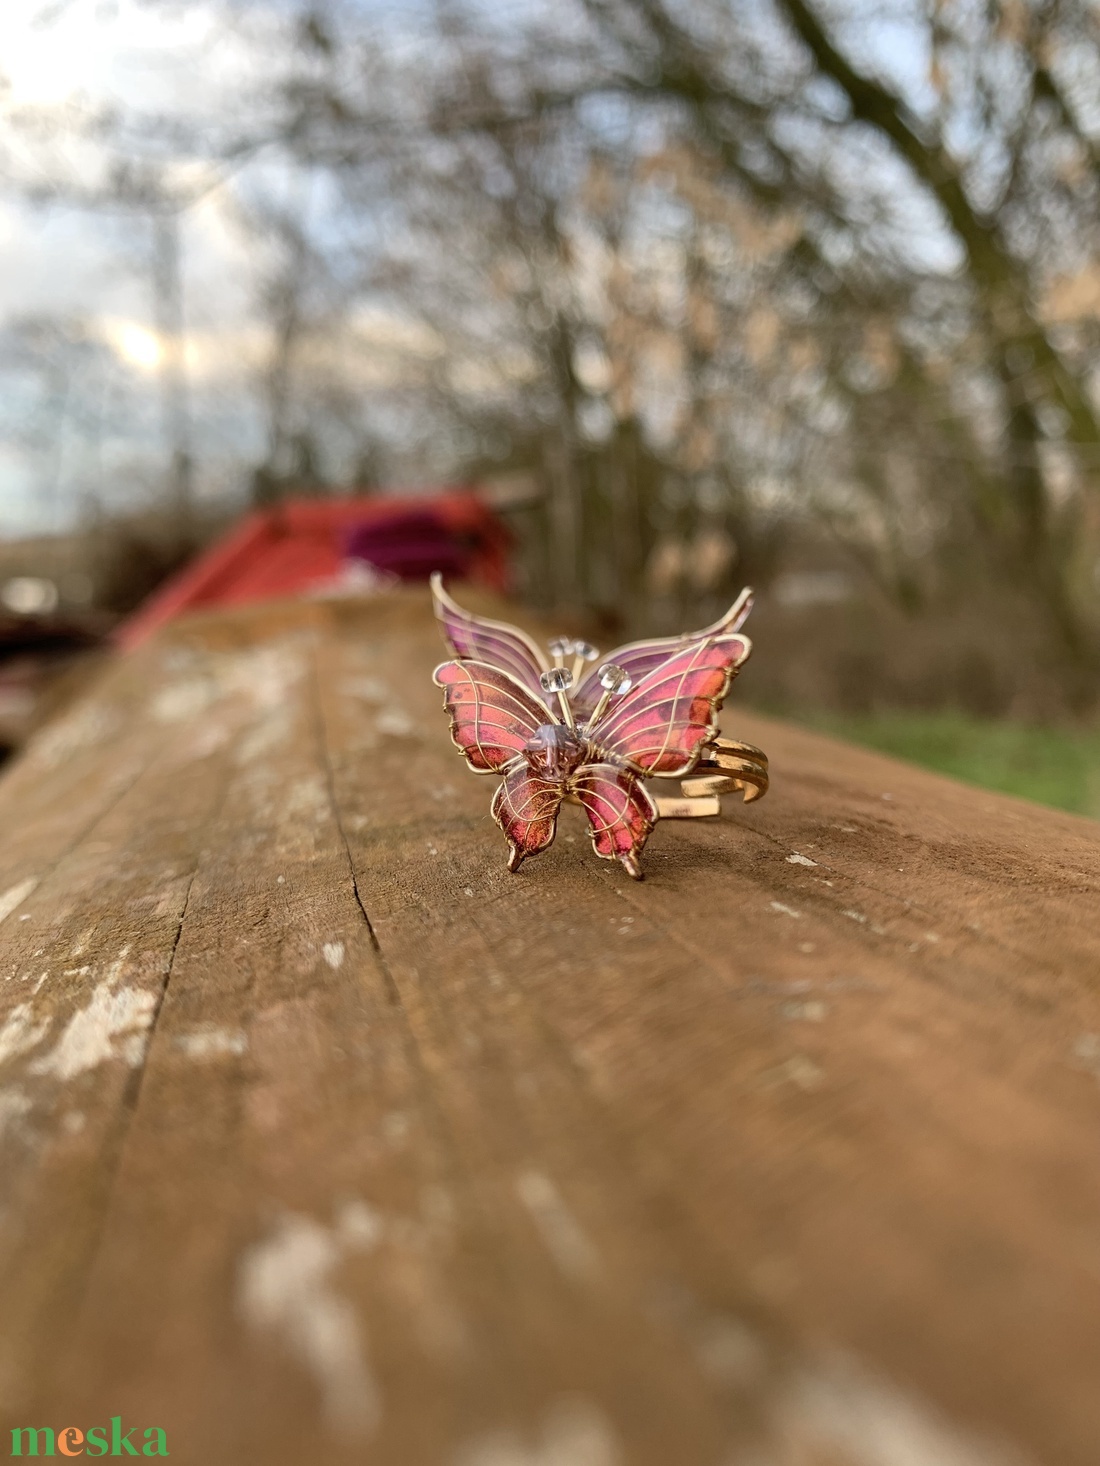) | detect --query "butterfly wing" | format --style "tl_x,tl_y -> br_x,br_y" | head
491,759 -> 564,871
433,660 -> 551,774
432,573 -> 549,698
590,635 -> 749,778
573,587 -> 753,718
573,763 -> 658,880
